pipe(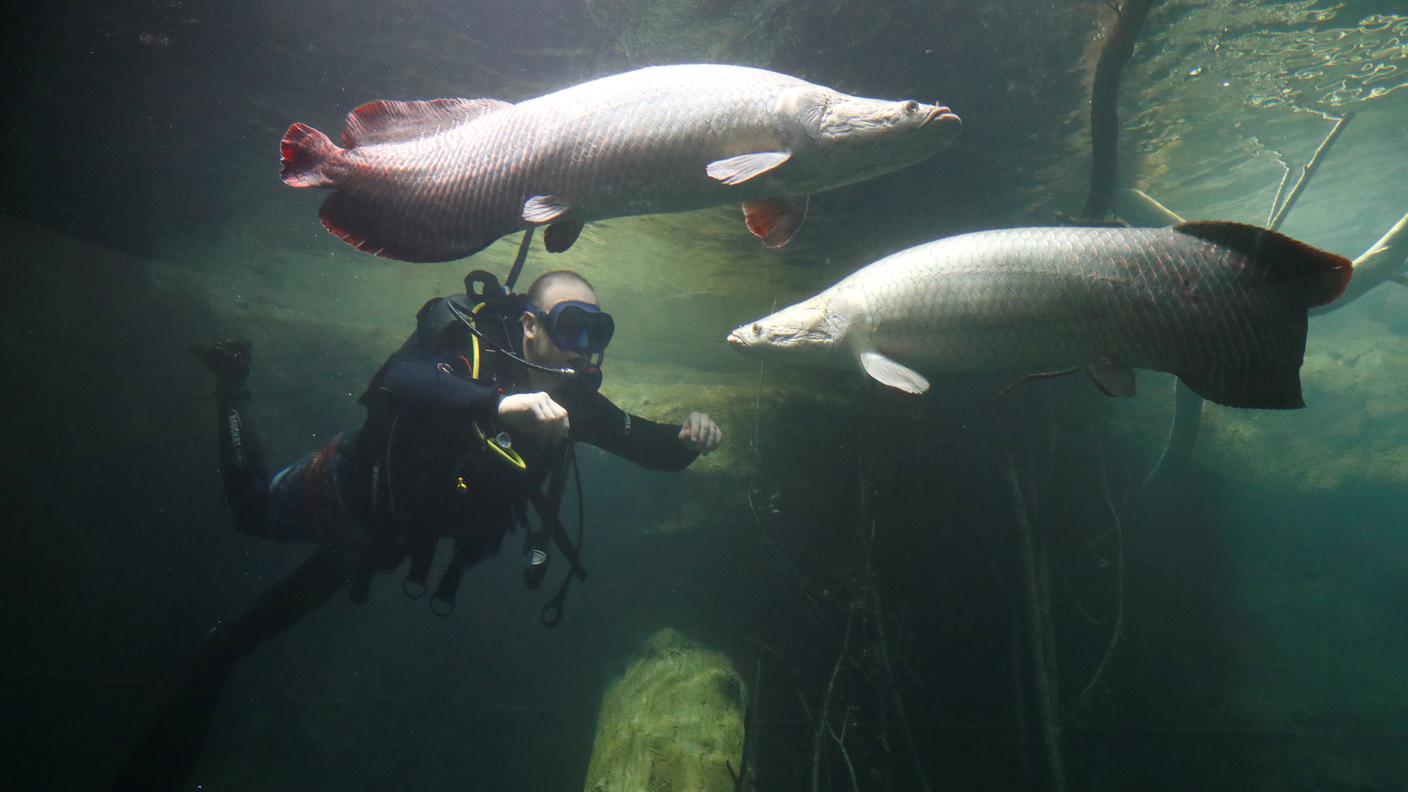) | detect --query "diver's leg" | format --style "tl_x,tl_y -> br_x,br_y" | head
193,338 -> 269,536
109,549 -> 351,791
